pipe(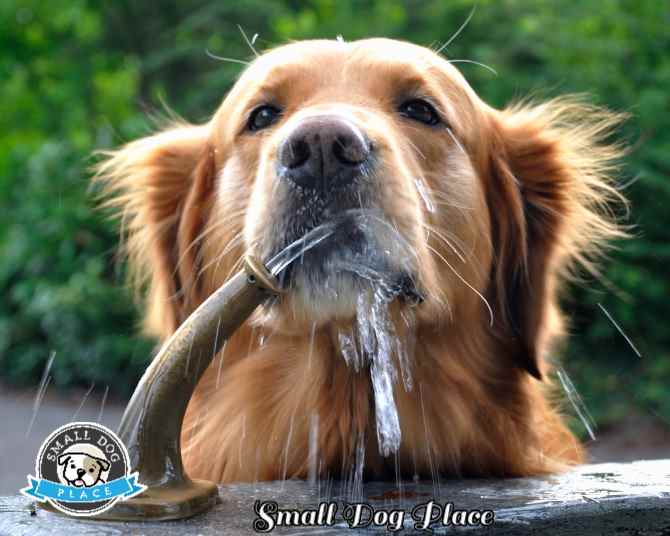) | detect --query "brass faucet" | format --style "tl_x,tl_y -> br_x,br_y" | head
80,256 -> 281,520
